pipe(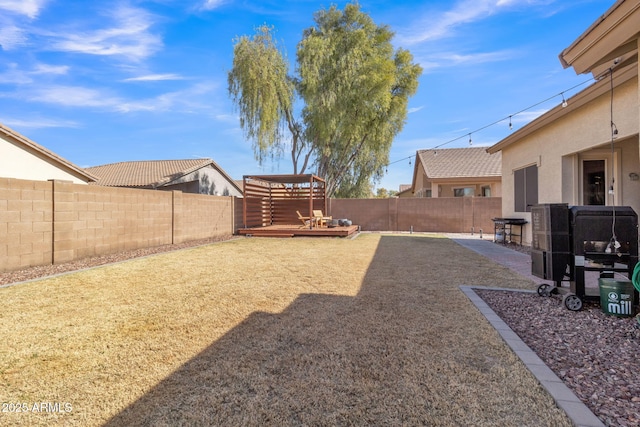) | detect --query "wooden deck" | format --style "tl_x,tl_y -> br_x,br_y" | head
238,224 -> 359,238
